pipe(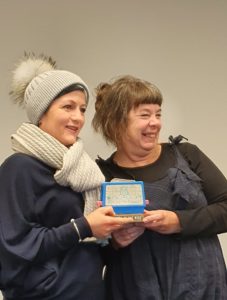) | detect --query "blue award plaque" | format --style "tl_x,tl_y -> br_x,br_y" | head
101,181 -> 145,221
